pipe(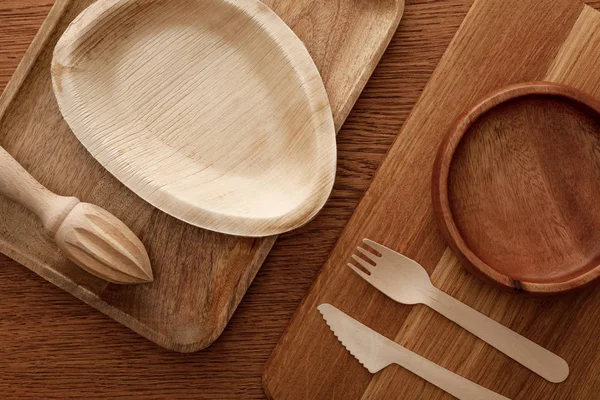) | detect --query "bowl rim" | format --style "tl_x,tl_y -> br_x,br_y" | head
432,81 -> 600,294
